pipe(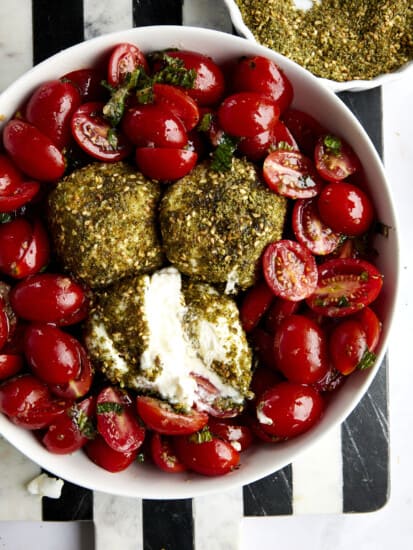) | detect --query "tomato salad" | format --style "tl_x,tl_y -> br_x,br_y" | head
0,43 -> 383,477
